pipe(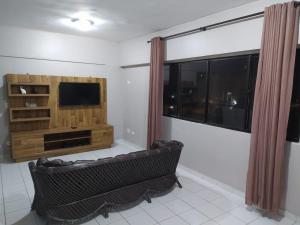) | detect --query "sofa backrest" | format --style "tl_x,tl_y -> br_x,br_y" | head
29,140 -> 183,207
